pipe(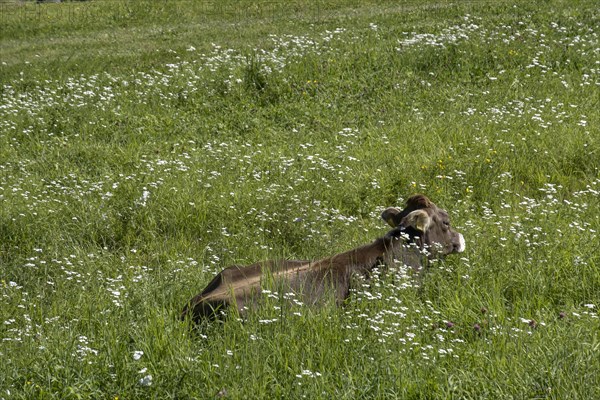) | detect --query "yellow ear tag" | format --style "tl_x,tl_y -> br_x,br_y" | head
416,222 -> 425,232
387,217 -> 396,227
